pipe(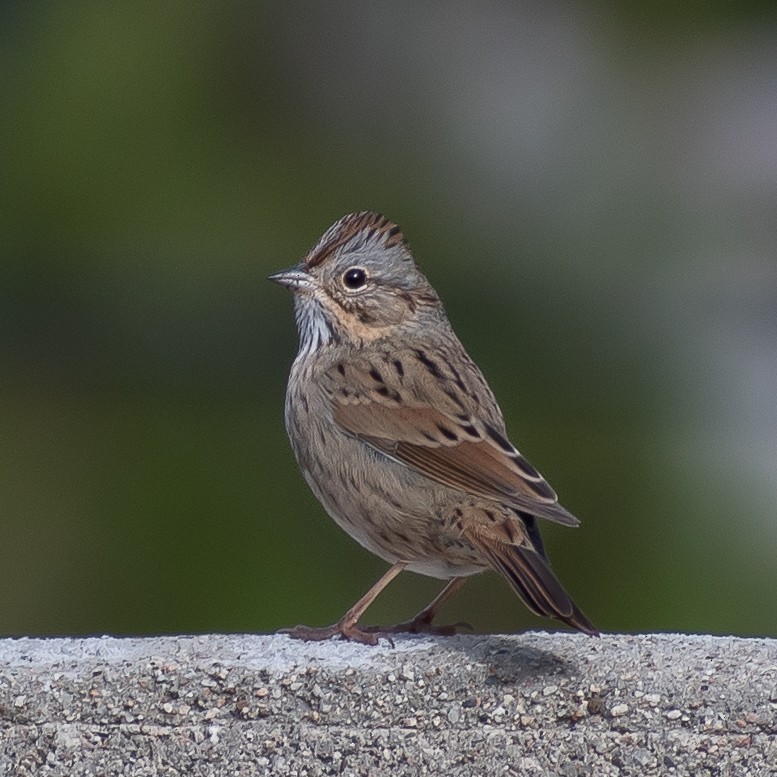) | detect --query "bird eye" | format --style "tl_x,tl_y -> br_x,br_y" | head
342,267 -> 368,290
